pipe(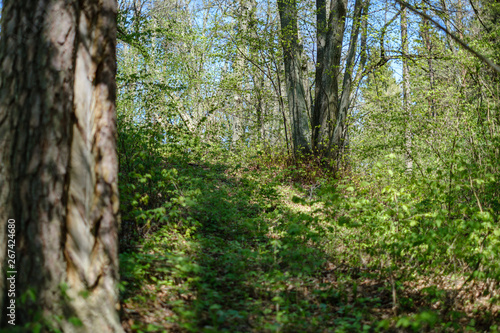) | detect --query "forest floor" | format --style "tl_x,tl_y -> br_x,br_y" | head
118,152 -> 500,333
